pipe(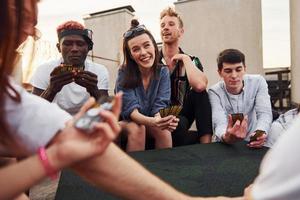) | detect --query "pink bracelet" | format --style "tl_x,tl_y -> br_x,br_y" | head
37,147 -> 58,180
